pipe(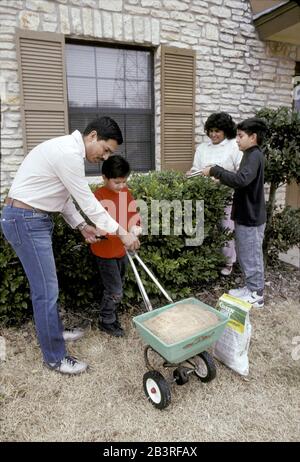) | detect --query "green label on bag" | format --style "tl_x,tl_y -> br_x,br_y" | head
216,294 -> 251,334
